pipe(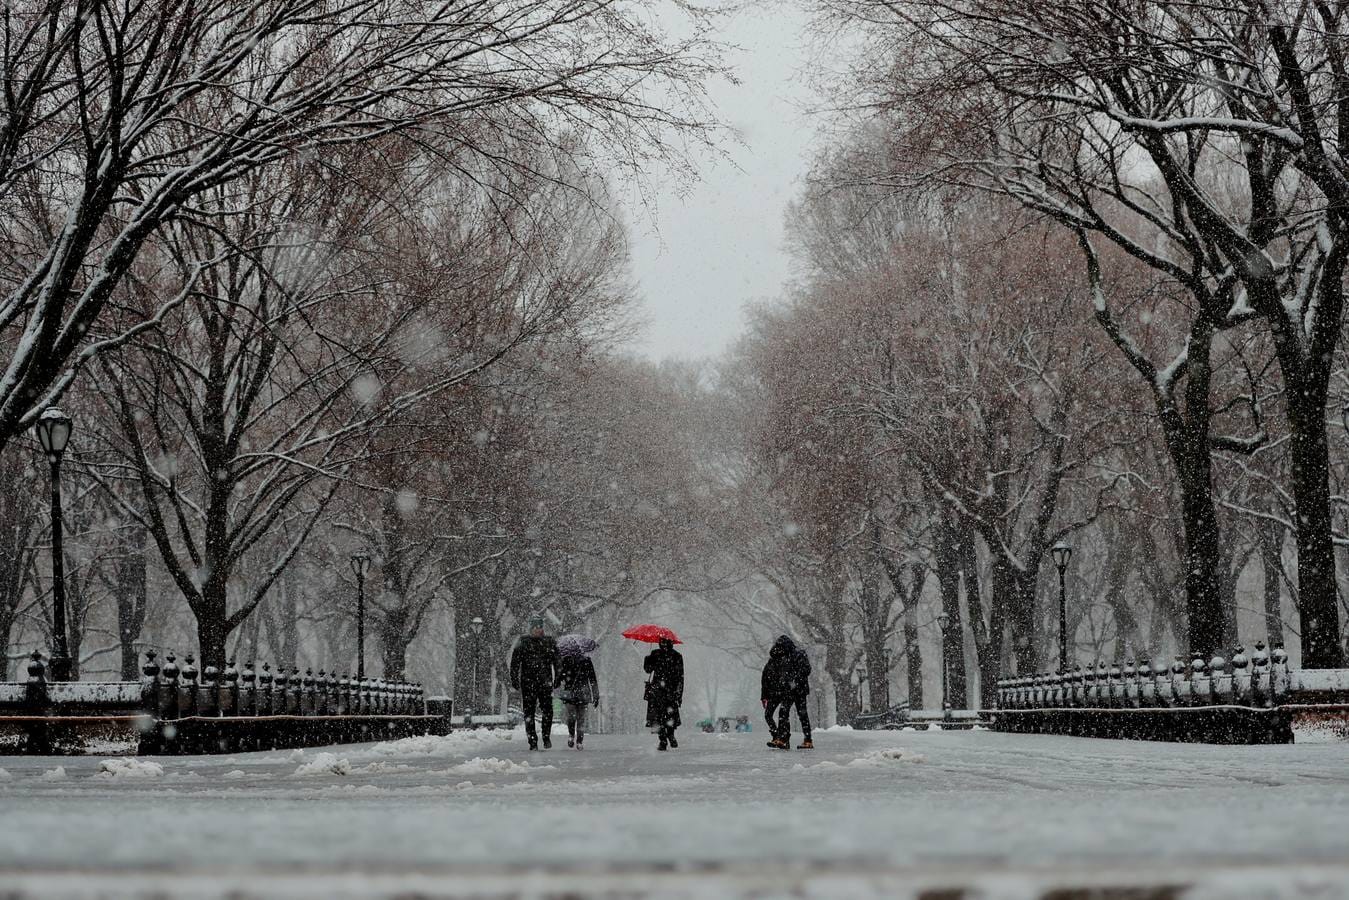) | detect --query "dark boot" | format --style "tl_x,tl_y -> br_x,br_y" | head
667,732 -> 678,749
